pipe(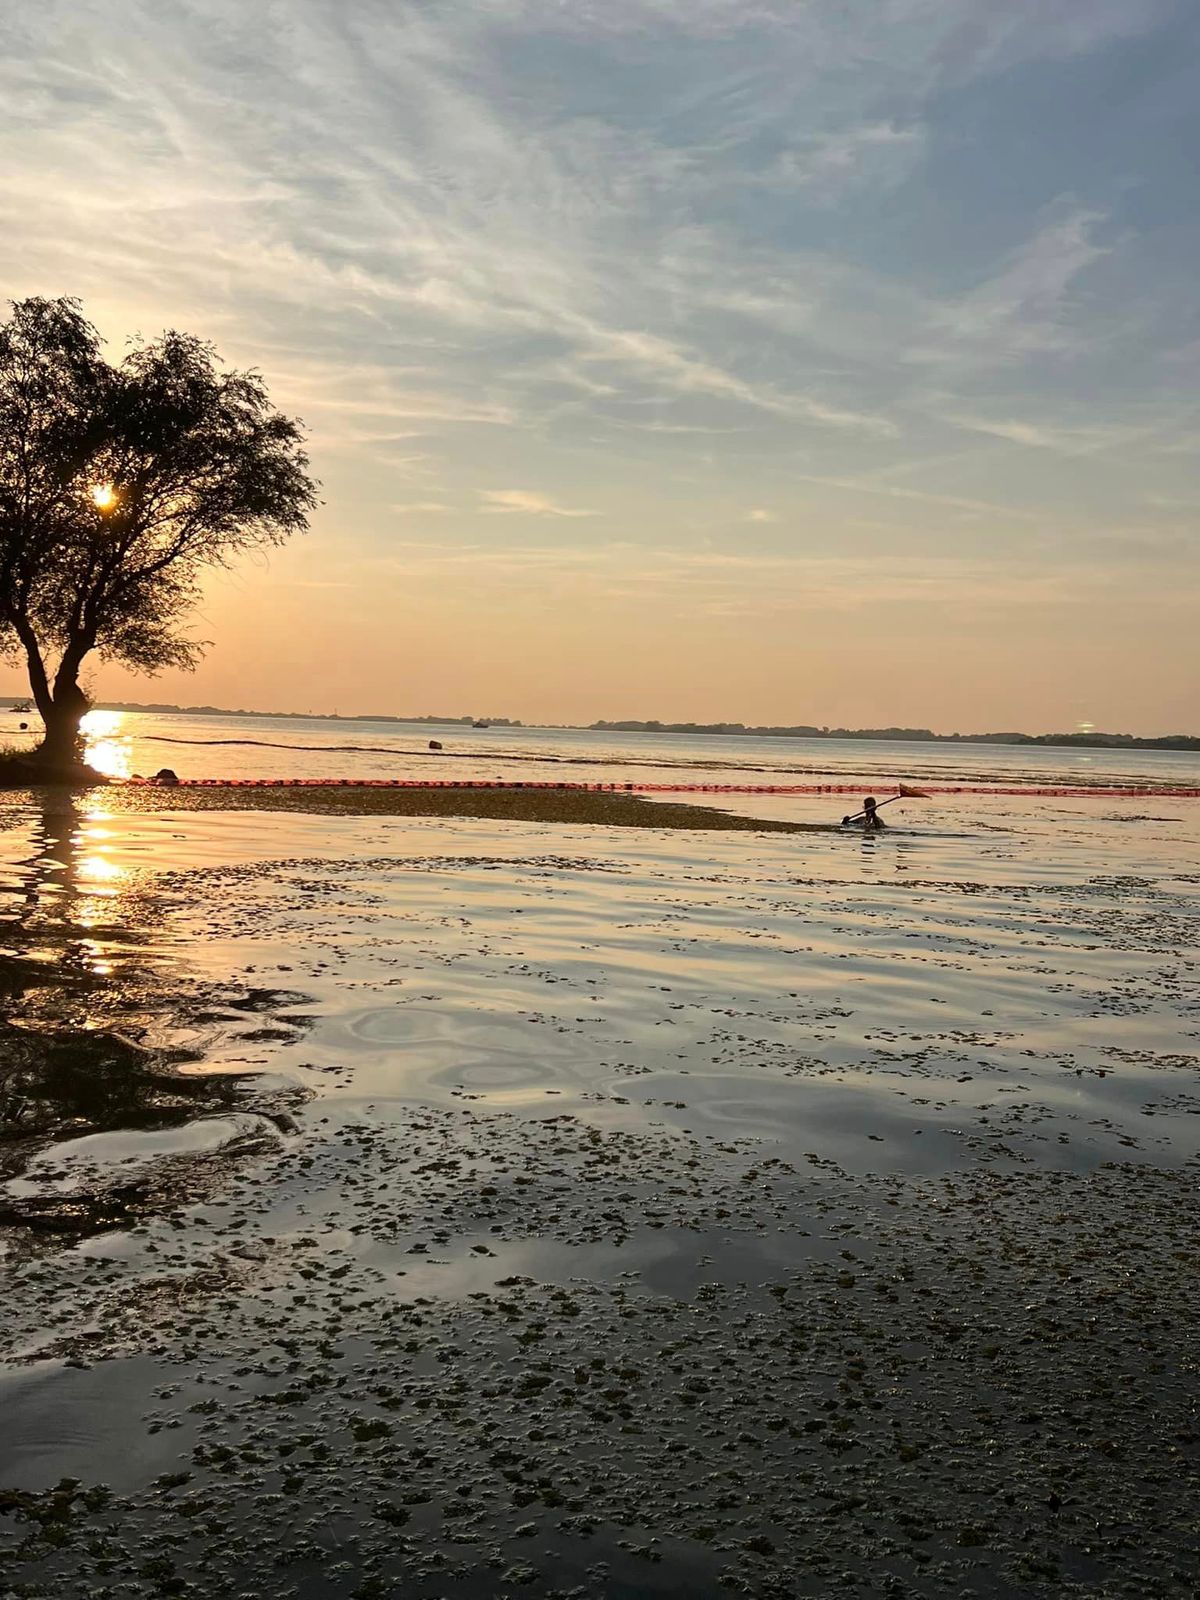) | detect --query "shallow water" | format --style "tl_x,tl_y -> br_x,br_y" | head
2,787 -> 1197,1206
1,785 -> 1198,1597
6,704 -> 1199,789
